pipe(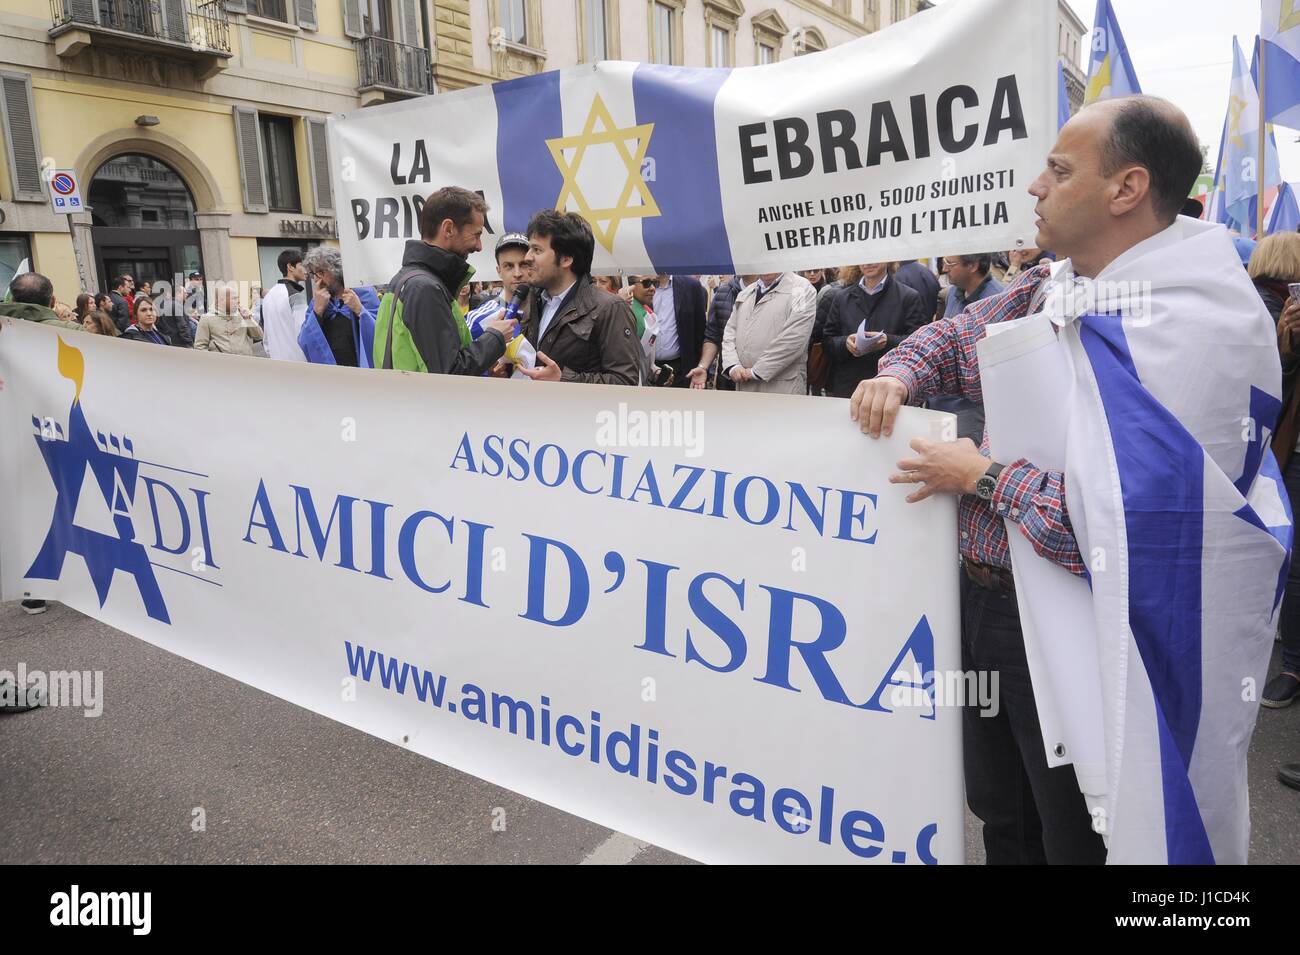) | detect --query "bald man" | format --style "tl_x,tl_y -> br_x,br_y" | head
850,97 -> 1223,864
